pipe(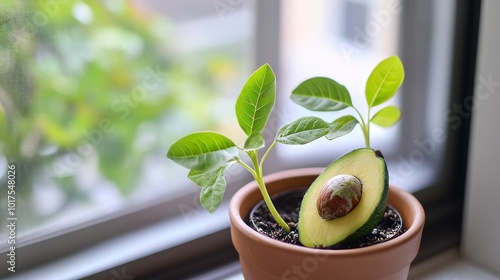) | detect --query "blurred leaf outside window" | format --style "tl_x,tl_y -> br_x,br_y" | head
0,0 -> 253,244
